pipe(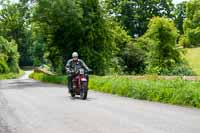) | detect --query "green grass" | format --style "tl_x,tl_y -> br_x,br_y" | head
29,72 -> 67,85
0,70 -> 25,80
185,47 -> 200,75
90,76 -> 200,108
30,72 -> 200,108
